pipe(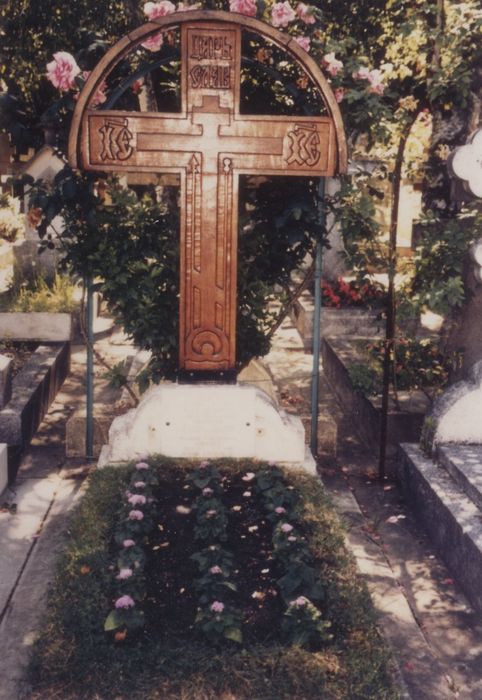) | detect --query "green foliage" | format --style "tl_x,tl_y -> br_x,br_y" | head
26,168 -> 322,381
349,337 -> 458,397
403,208 -> 482,316
7,273 -> 78,313
348,363 -> 379,396
327,173 -> 385,281
281,597 -> 332,648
